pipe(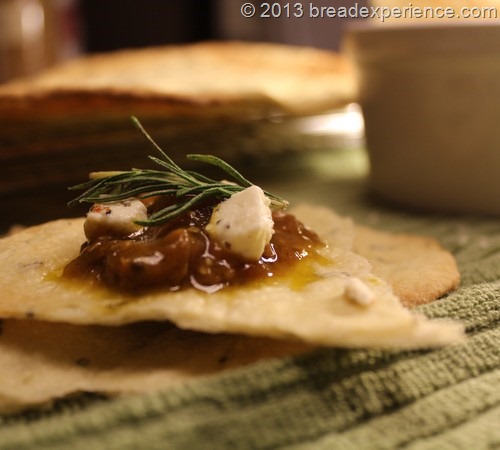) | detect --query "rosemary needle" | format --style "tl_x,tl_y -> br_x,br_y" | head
68,117 -> 289,226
